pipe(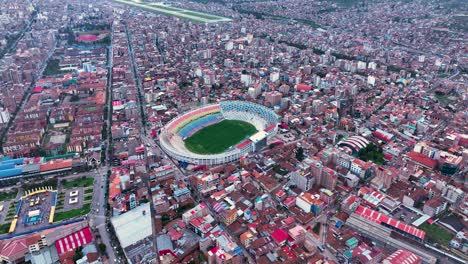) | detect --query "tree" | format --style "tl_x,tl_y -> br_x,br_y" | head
199,253 -> 207,262
358,143 -> 385,165
312,223 -> 321,235
103,106 -> 108,120
73,246 -> 83,262
70,94 -> 80,102
98,243 -> 107,255
161,214 -> 171,225
296,147 -> 305,161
